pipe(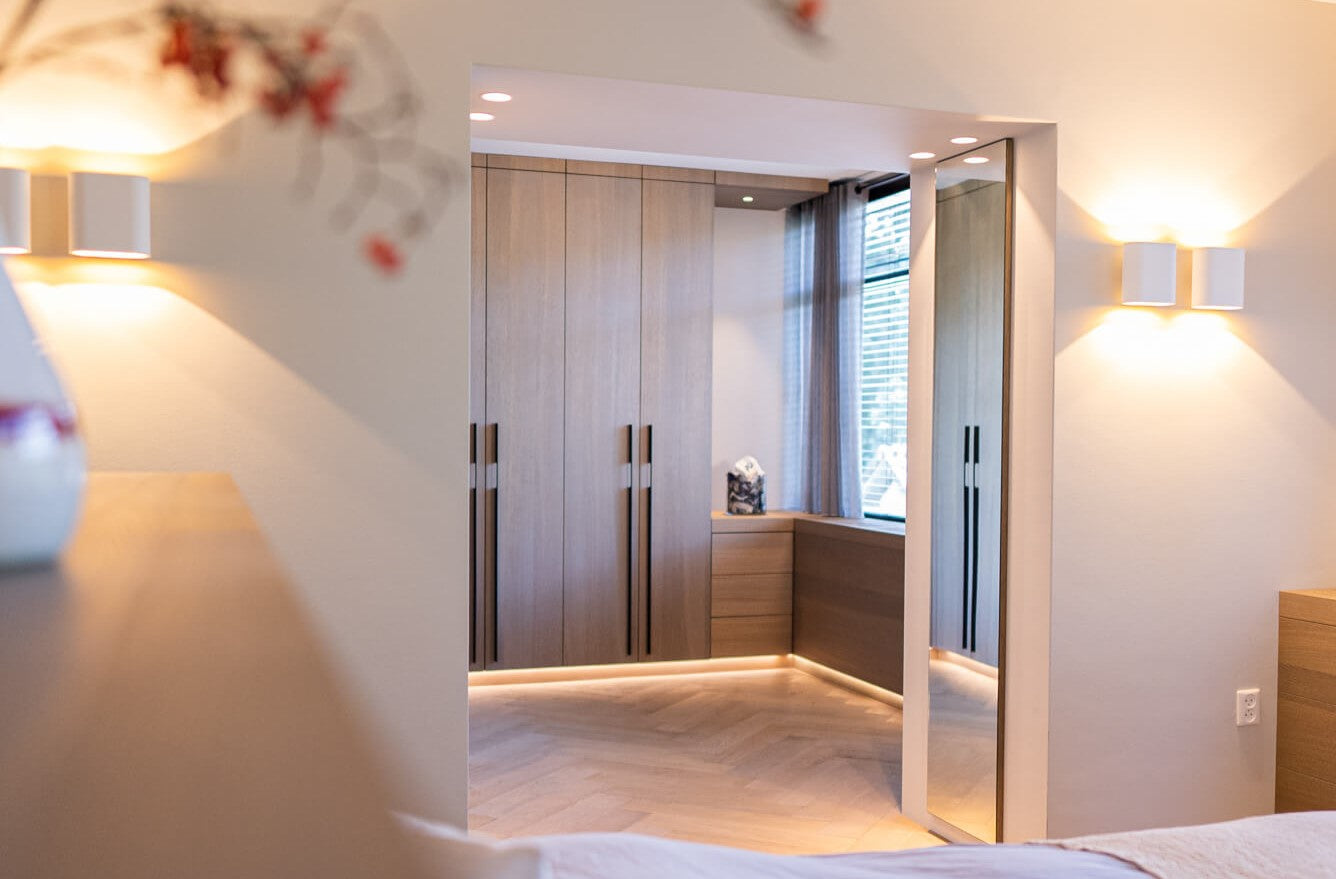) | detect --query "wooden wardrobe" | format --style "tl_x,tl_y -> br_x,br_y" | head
470,156 -> 713,670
